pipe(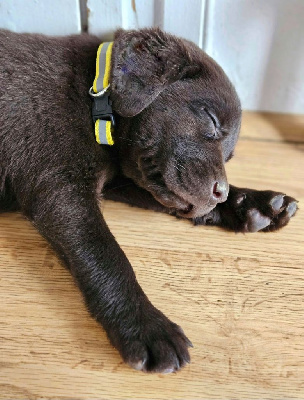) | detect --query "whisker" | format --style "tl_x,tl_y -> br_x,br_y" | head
176,162 -> 186,170
171,163 -> 182,173
175,156 -> 186,169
